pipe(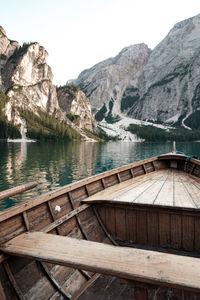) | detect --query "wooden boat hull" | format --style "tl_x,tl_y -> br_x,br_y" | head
0,153 -> 200,299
